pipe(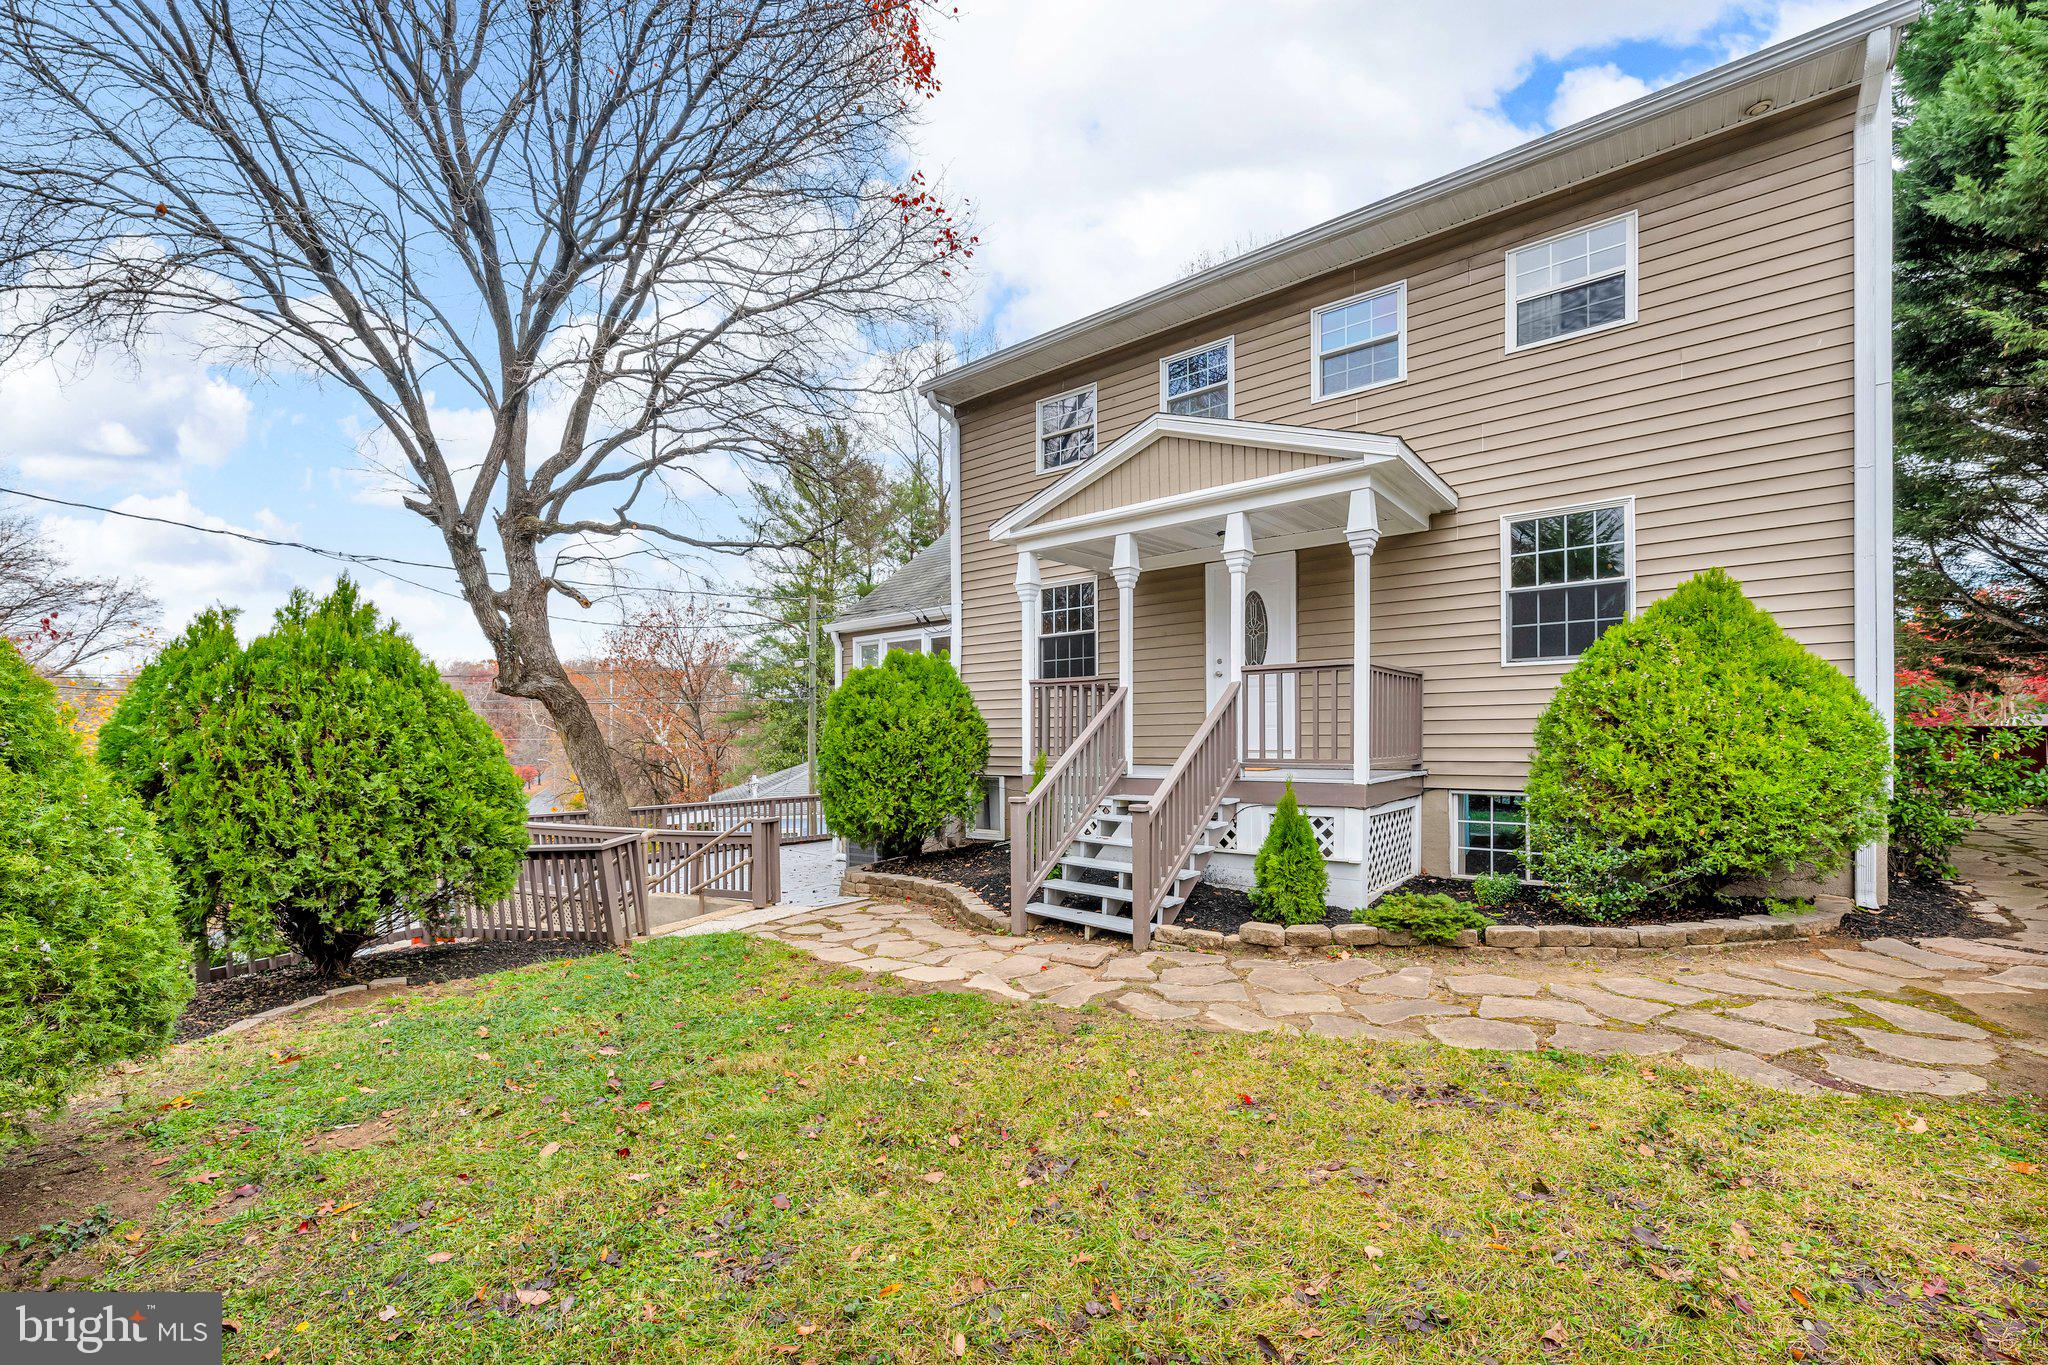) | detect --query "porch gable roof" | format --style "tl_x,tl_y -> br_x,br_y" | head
989,415 -> 1458,554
